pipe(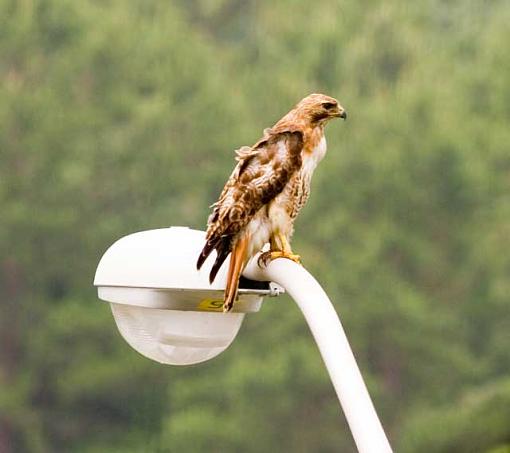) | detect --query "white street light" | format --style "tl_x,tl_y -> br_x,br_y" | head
93,227 -> 282,365
94,226 -> 392,453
